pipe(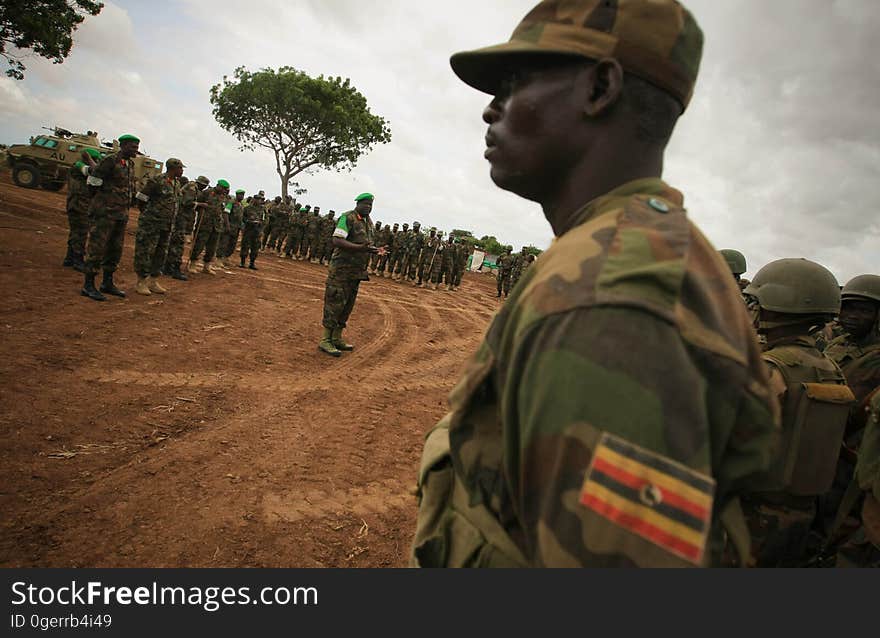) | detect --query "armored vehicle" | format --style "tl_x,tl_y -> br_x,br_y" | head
5,127 -> 163,191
